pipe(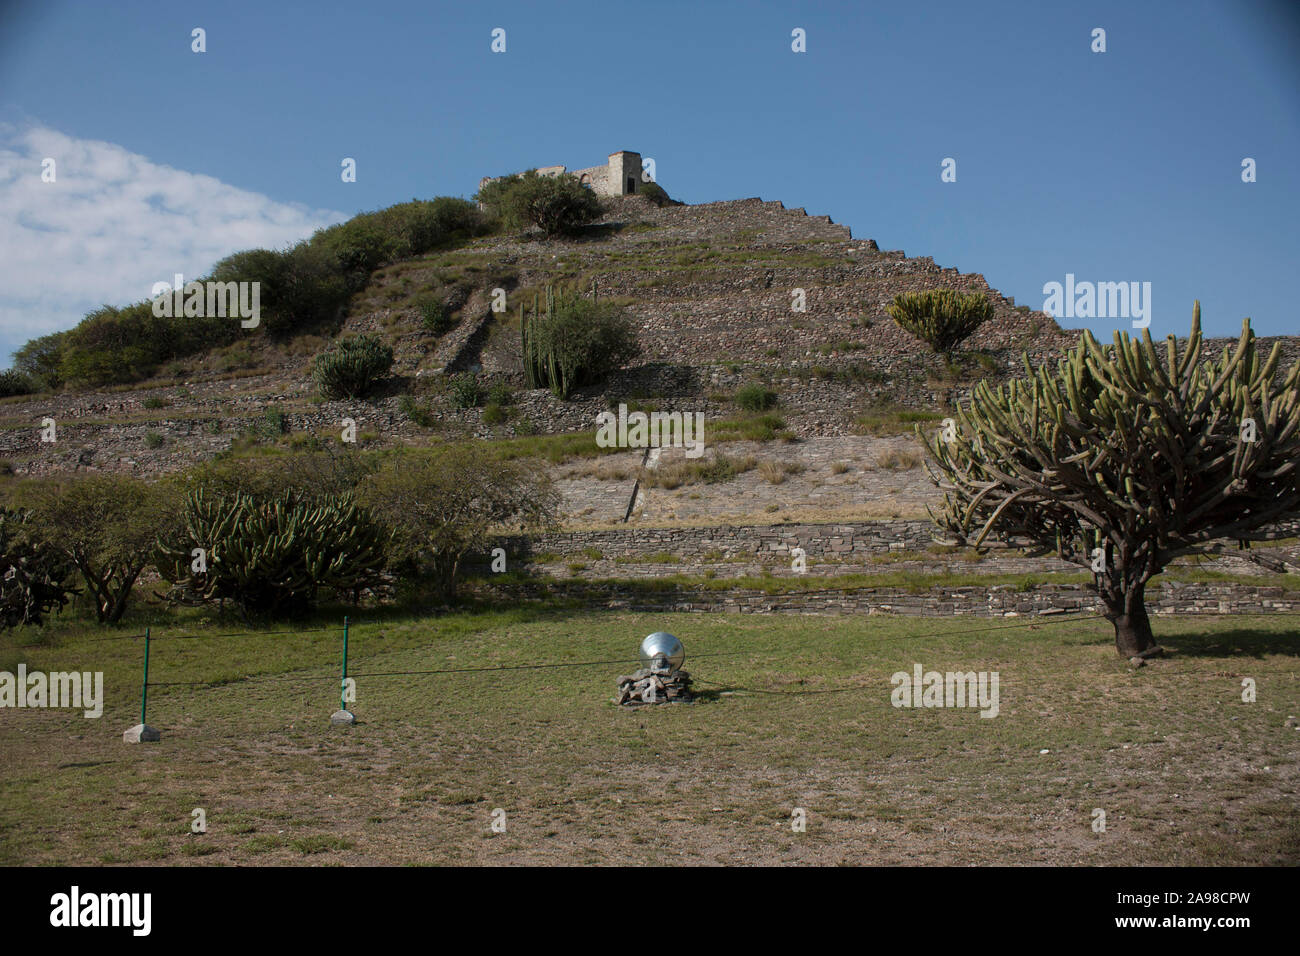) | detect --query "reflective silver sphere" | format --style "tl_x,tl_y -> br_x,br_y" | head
639,631 -> 684,671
